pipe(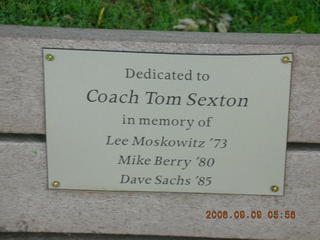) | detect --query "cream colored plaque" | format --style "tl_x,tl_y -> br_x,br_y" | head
43,49 -> 292,195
